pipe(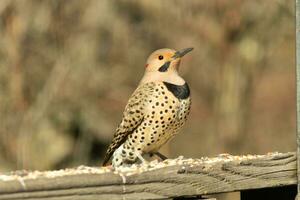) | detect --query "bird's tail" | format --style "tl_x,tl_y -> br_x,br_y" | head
102,150 -> 113,166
